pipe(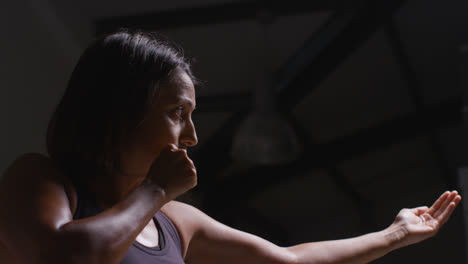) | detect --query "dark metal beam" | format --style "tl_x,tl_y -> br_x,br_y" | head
197,0 -> 408,215
190,4 -> 367,184
95,0 -> 343,34
195,92 -> 251,112
193,0 -> 405,154
385,21 -> 458,189
288,114 -> 377,232
203,97 -> 462,209
276,0 -> 407,110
